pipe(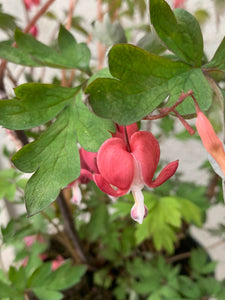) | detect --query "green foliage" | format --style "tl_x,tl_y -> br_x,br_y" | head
135,193 -> 202,253
190,248 -> 217,278
0,7 -> 17,35
150,0 -> 203,66
92,14 -> 127,46
86,44 -> 211,125
0,169 -> 26,202
0,26 -> 91,71
0,84 -> 81,130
